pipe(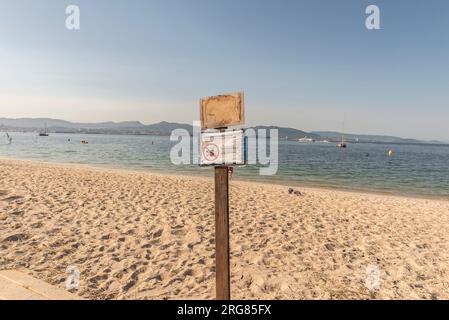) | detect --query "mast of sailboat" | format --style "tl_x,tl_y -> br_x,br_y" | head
6,132 -> 12,144
38,122 -> 49,136
341,116 -> 345,144
336,114 -> 347,148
